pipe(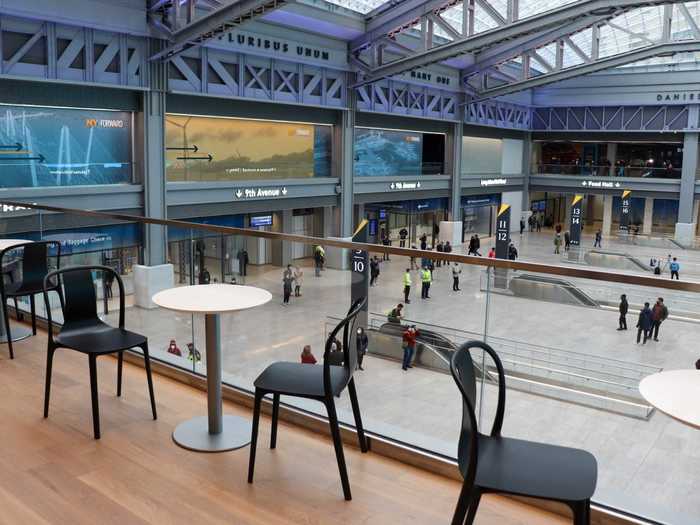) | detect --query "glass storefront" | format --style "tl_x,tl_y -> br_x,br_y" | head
461,194 -> 499,239
0,103 -> 133,187
366,198 -> 448,247
165,115 -> 332,181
